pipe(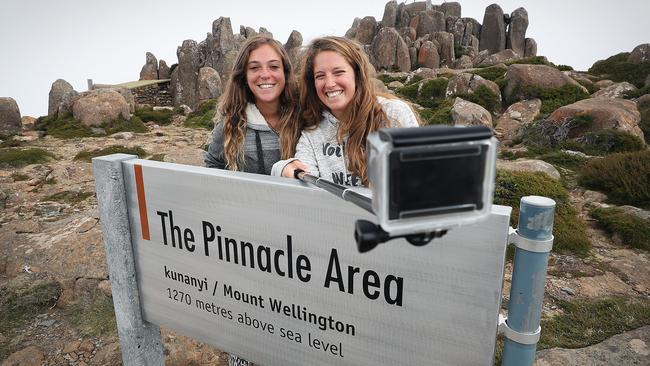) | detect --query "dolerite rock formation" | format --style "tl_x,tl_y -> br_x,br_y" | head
158,60 -> 171,79
0,97 -> 22,135
284,30 -> 303,68
171,40 -> 201,109
506,8 -> 528,56
197,67 -> 222,103
479,4 -> 505,54
48,79 -> 75,116
139,52 -> 159,80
